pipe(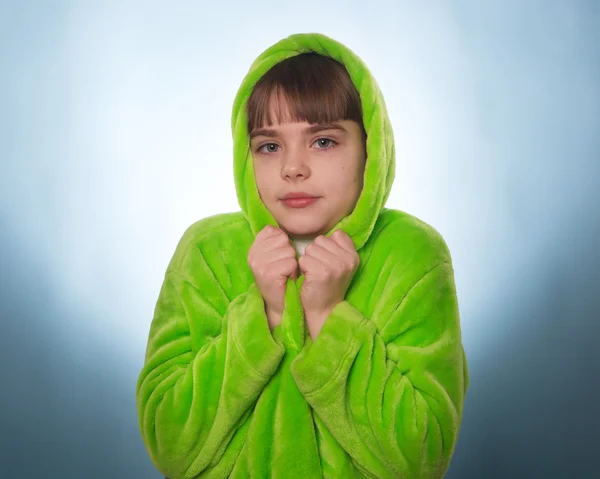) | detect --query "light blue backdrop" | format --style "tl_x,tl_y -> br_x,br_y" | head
1,1 -> 598,477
